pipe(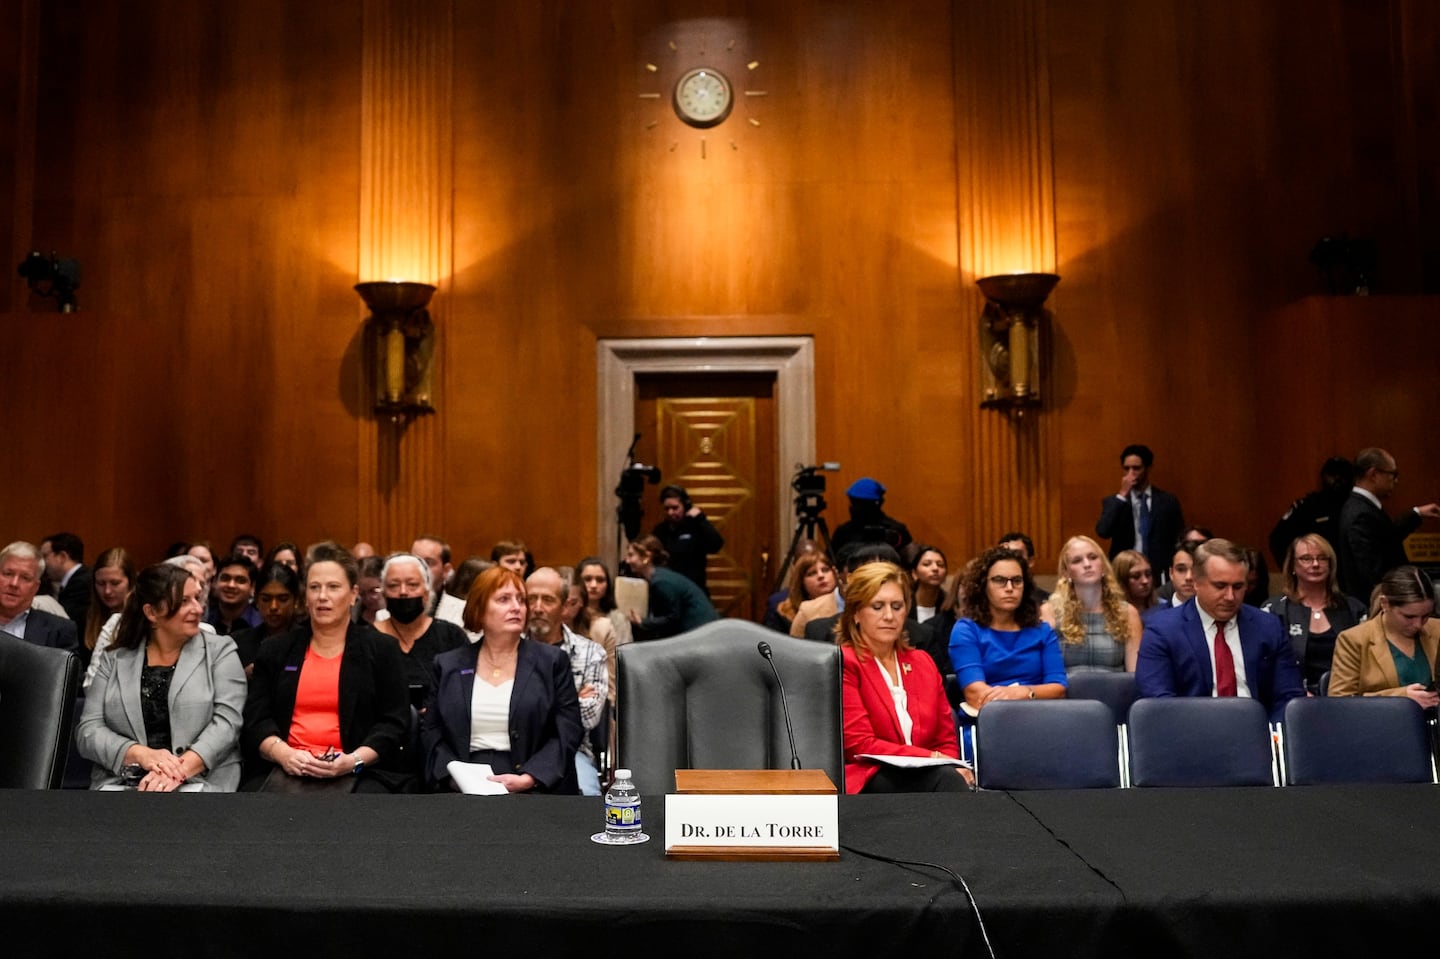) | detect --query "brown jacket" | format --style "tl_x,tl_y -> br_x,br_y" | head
1328,616 -> 1440,697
